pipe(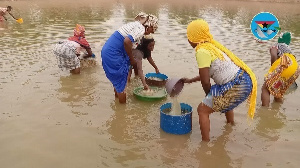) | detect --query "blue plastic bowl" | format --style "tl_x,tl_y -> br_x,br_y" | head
160,103 -> 193,135
145,73 -> 168,87
145,73 -> 168,80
